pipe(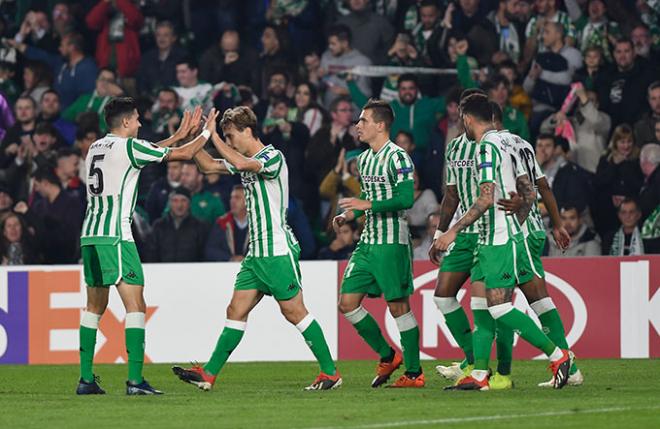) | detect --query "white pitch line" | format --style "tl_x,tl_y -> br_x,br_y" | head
305,405 -> 660,429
